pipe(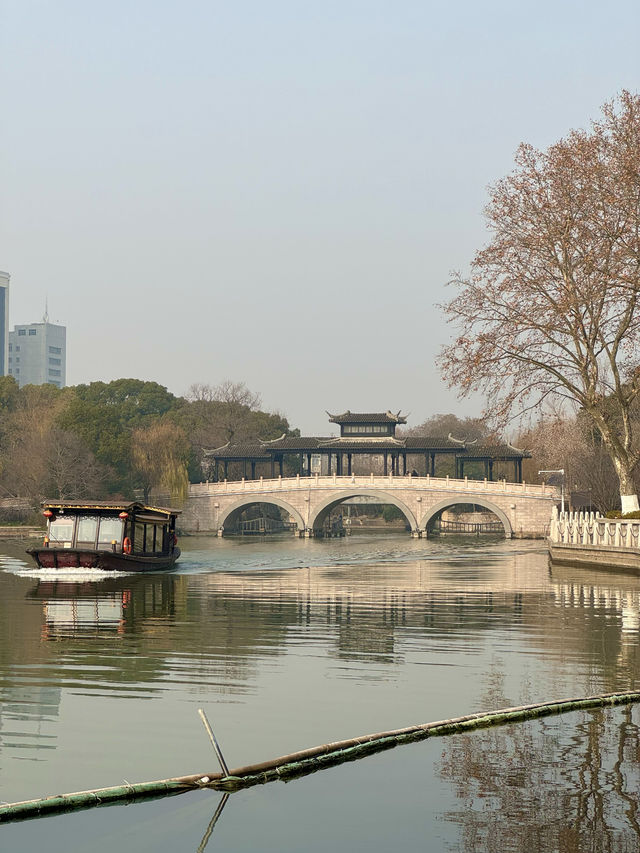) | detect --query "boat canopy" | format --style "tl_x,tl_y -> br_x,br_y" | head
41,500 -> 181,519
